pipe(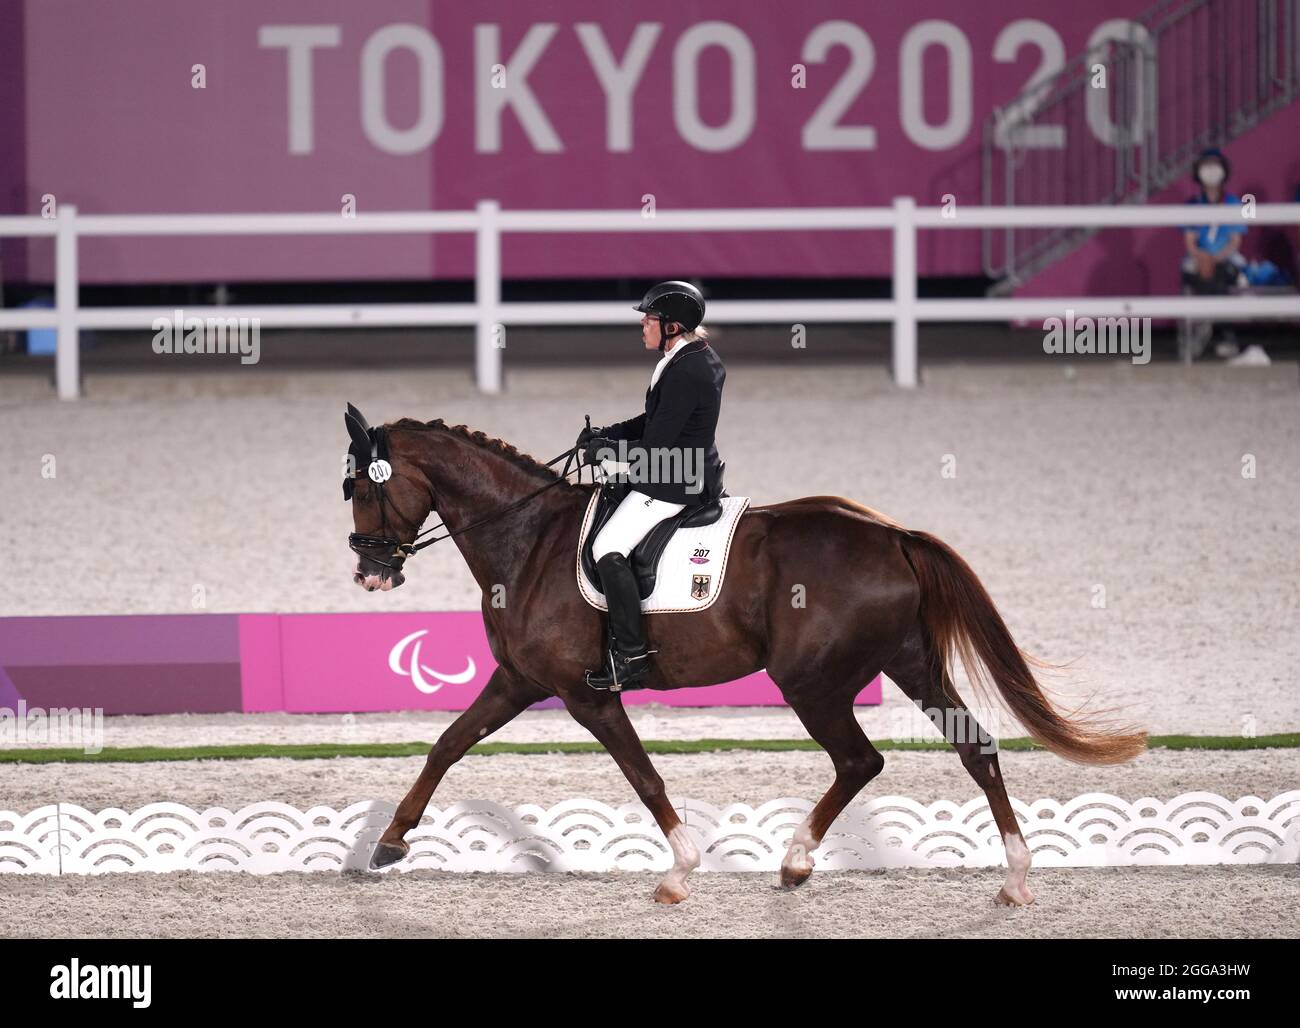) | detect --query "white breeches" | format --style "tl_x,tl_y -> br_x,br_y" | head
591,489 -> 687,561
